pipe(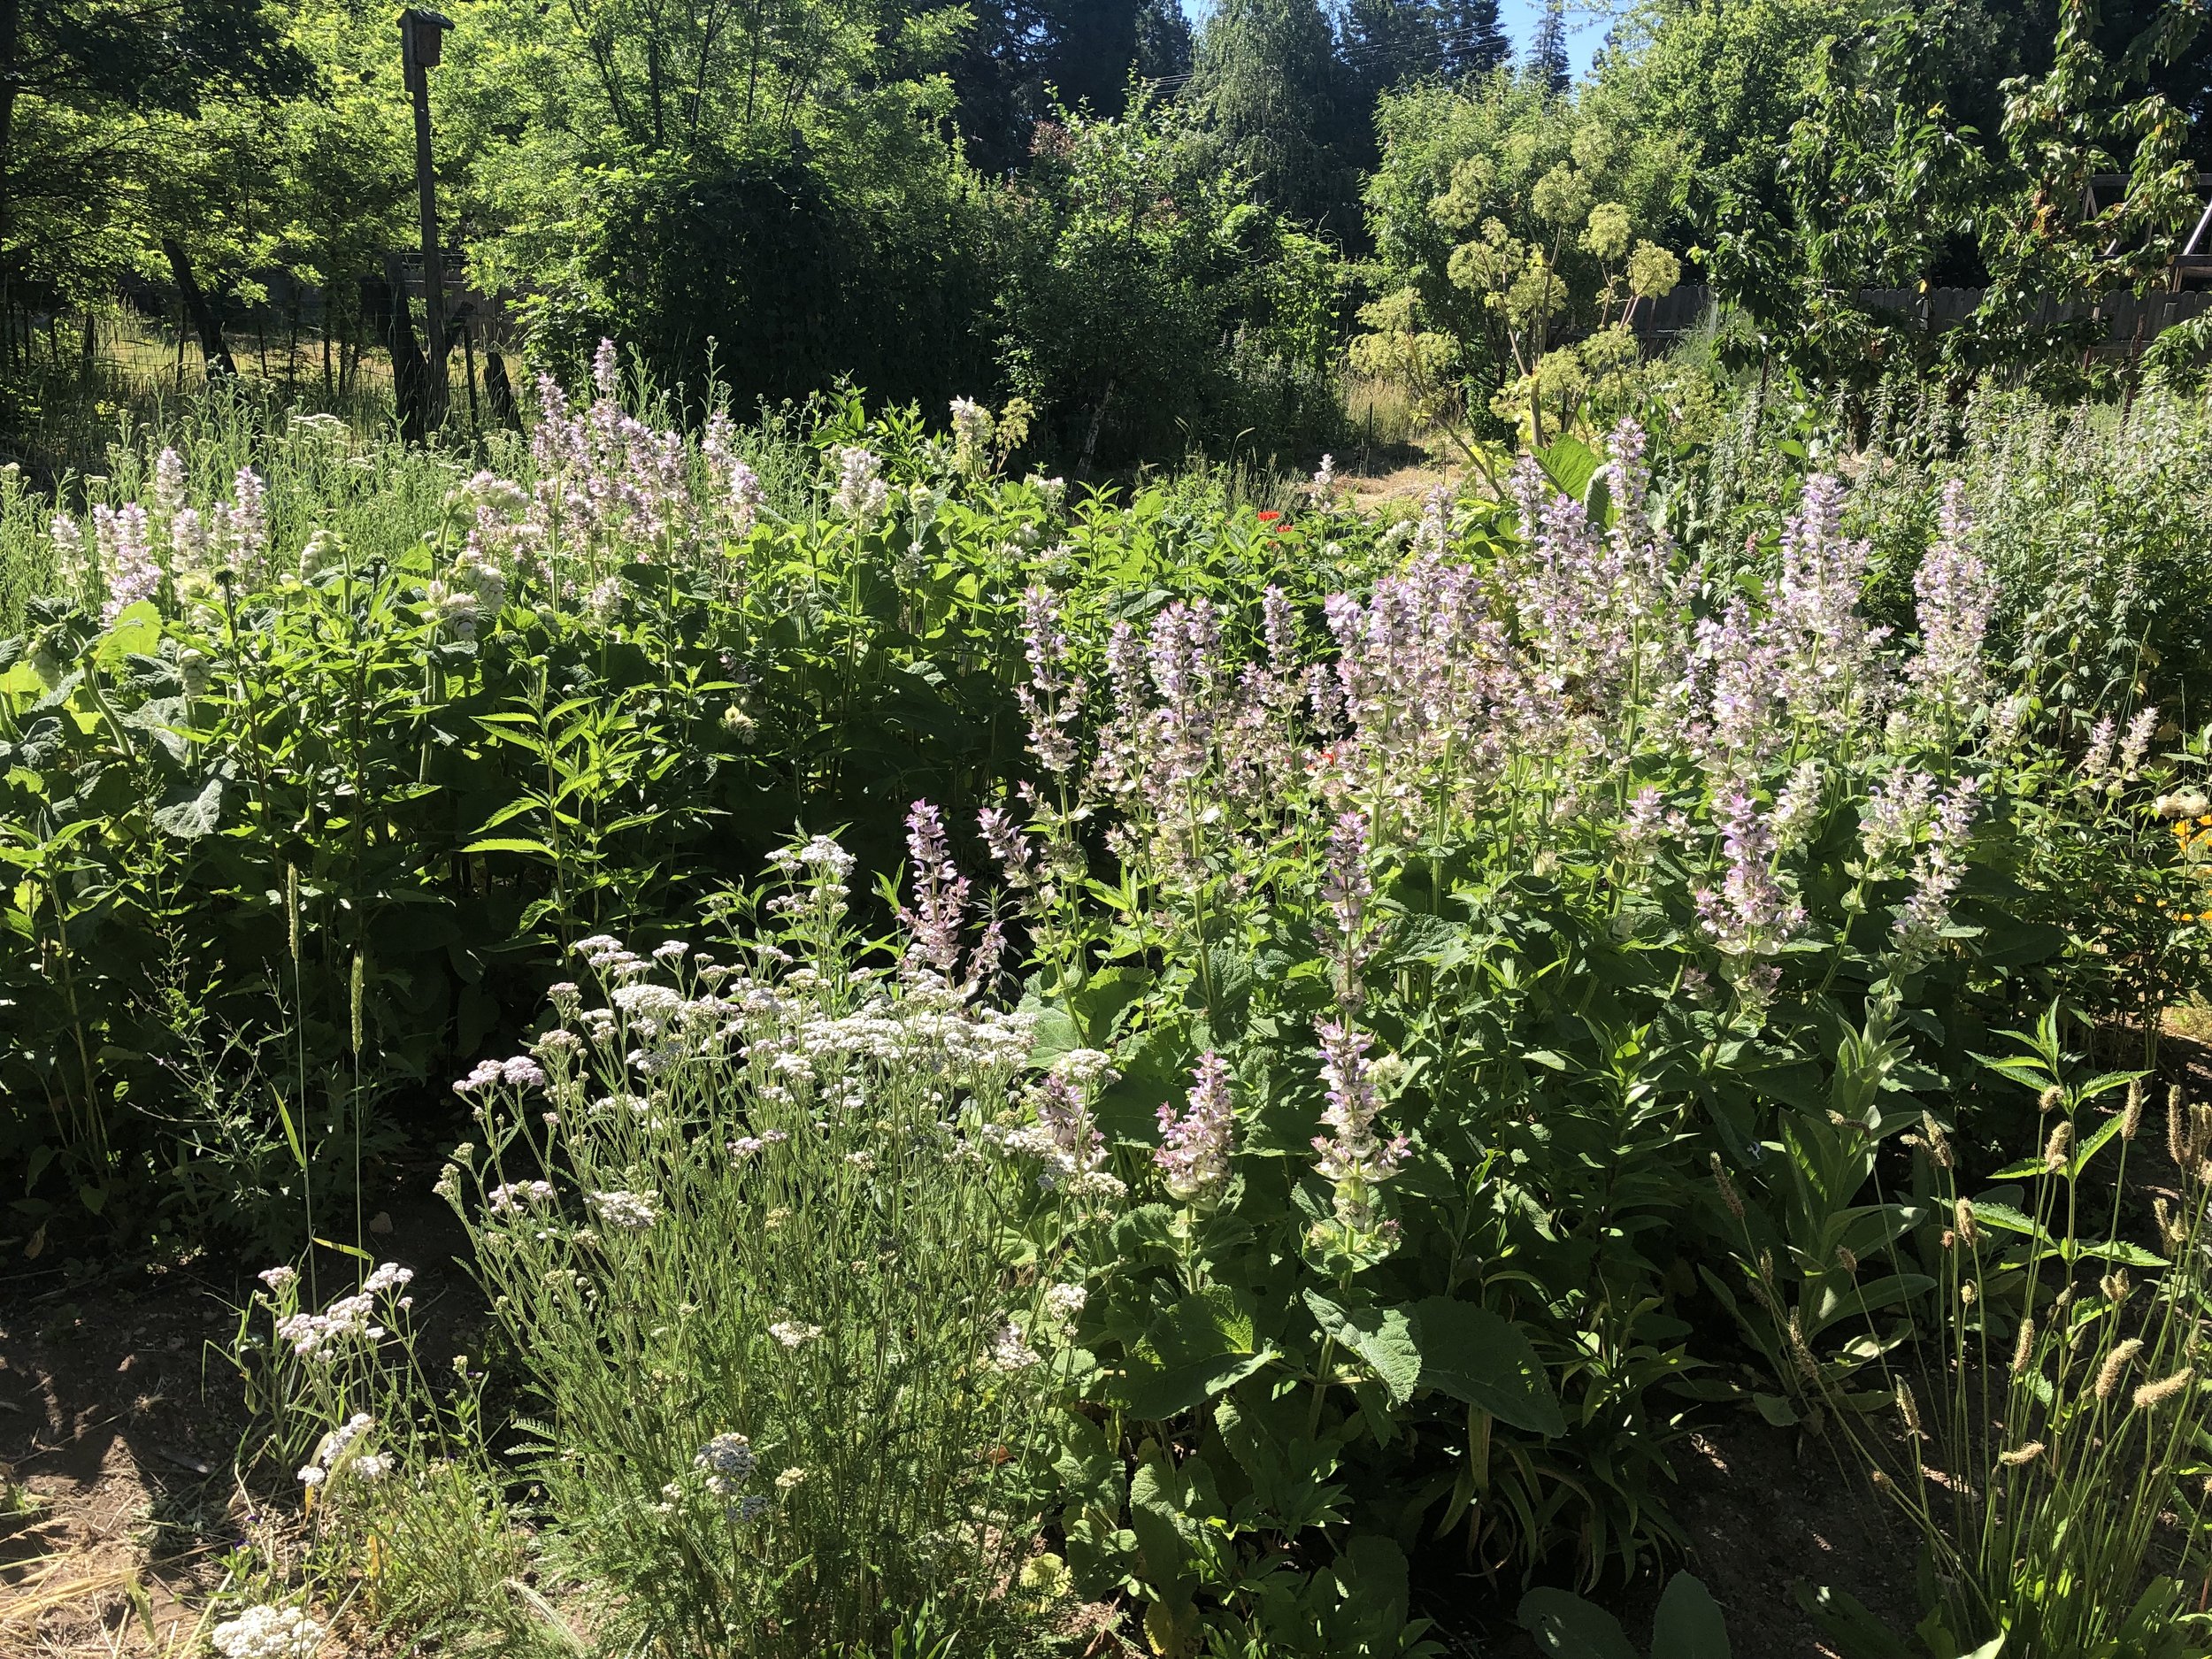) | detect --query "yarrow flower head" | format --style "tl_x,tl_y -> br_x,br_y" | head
211,1605 -> 324,1659
987,1319 -> 1043,1371
487,1180 -> 556,1215
695,1432 -> 756,1498
588,1189 -> 660,1230
768,1320 -> 824,1348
